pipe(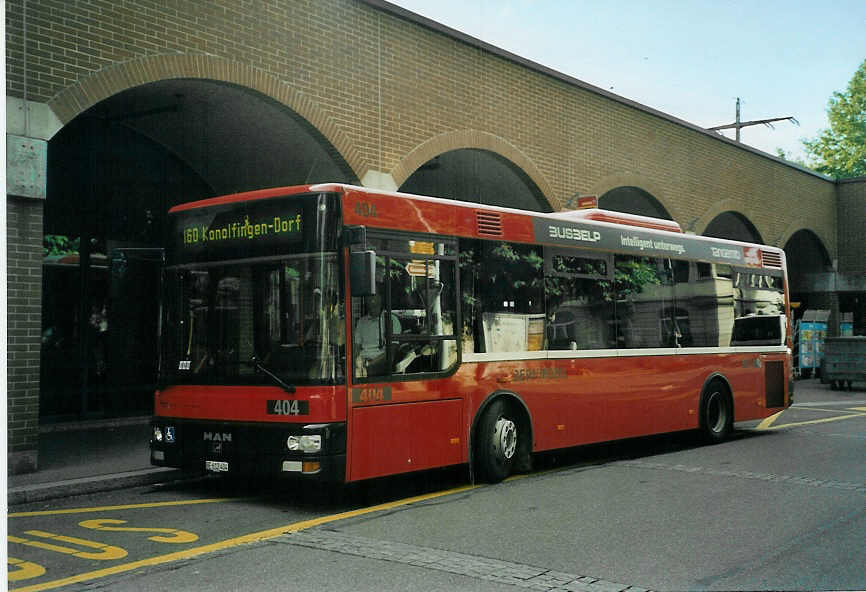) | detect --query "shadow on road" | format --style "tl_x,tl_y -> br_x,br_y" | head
151,426 -> 775,513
